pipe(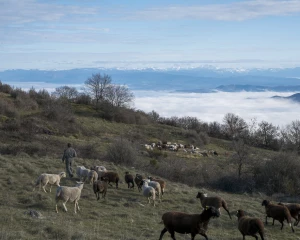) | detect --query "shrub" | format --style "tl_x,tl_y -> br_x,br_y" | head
42,99 -> 74,122
0,81 -> 12,94
254,152 -> 300,195
106,138 -> 137,165
0,99 -> 19,118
